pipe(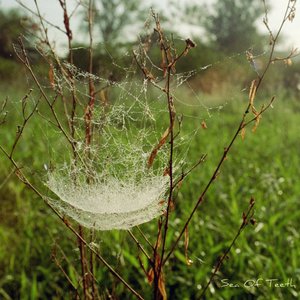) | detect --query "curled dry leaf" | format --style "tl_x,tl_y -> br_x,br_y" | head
148,255 -> 167,299
163,167 -> 170,176
148,127 -> 170,168
249,80 -> 257,107
241,126 -> 246,140
161,49 -> 167,78
155,226 -> 163,250
158,274 -> 167,300
252,114 -> 262,133
147,268 -> 154,284
49,63 -> 55,89
288,11 -> 295,22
